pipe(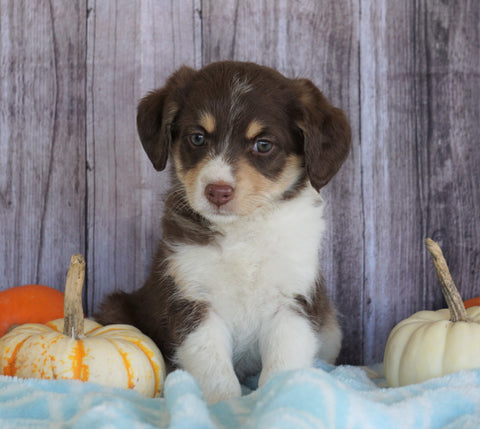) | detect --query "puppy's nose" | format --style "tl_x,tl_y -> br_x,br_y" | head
205,183 -> 235,207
